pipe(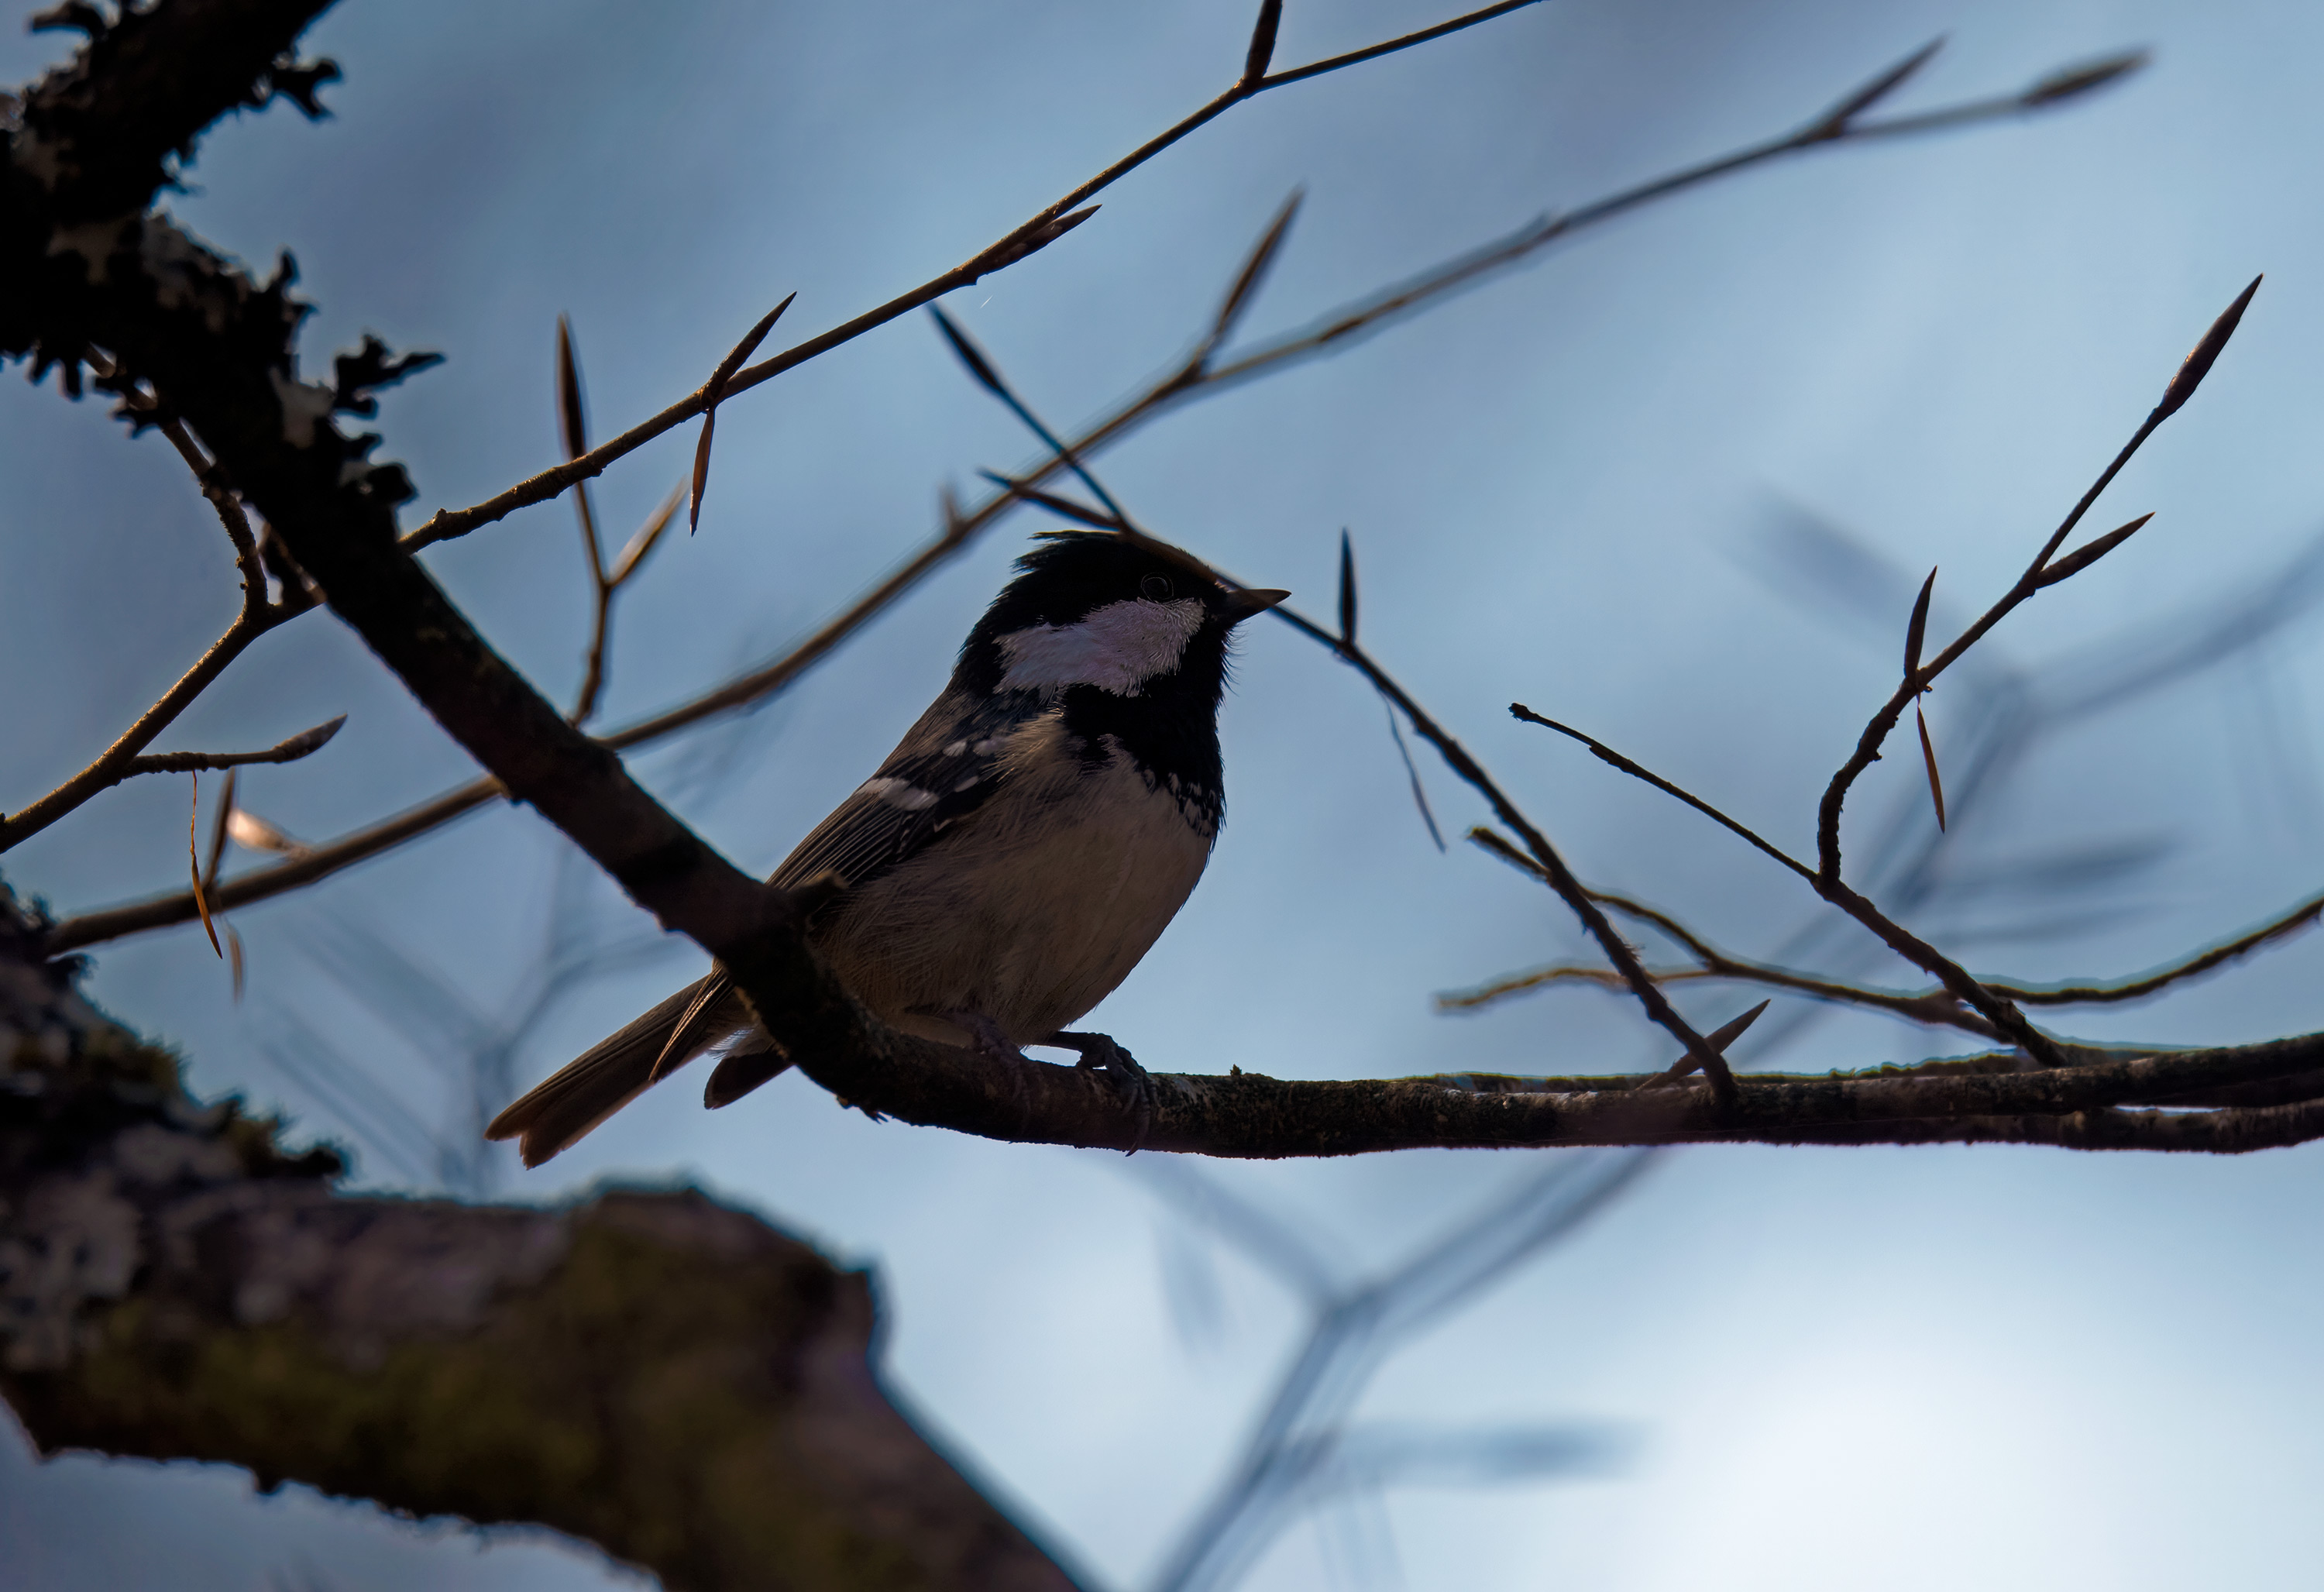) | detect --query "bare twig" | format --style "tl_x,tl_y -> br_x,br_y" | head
1450,827 -> 1999,1037
607,479 -> 686,588
1985,890 -> 2324,1006
0,377 -> 317,853
691,293 -> 794,533
122,714 -> 346,777
41,43 -> 2144,949
1532,695 -> 2063,1059
1287,600 -> 1737,1094
1510,705 -> 1815,880
1144,1147 -> 1643,1592
397,26 -> 2131,559
397,0 -> 1566,556
1817,278 -> 2260,882
1188,51 -> 2144,404
554,318 -> 694,726
1203,188 -> 1303,364
556,317 -> 613,725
